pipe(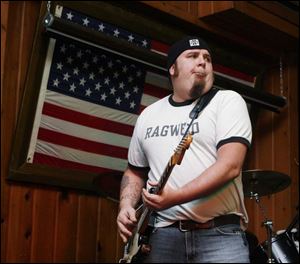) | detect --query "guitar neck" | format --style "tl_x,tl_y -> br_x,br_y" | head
153,159 -> 175,195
